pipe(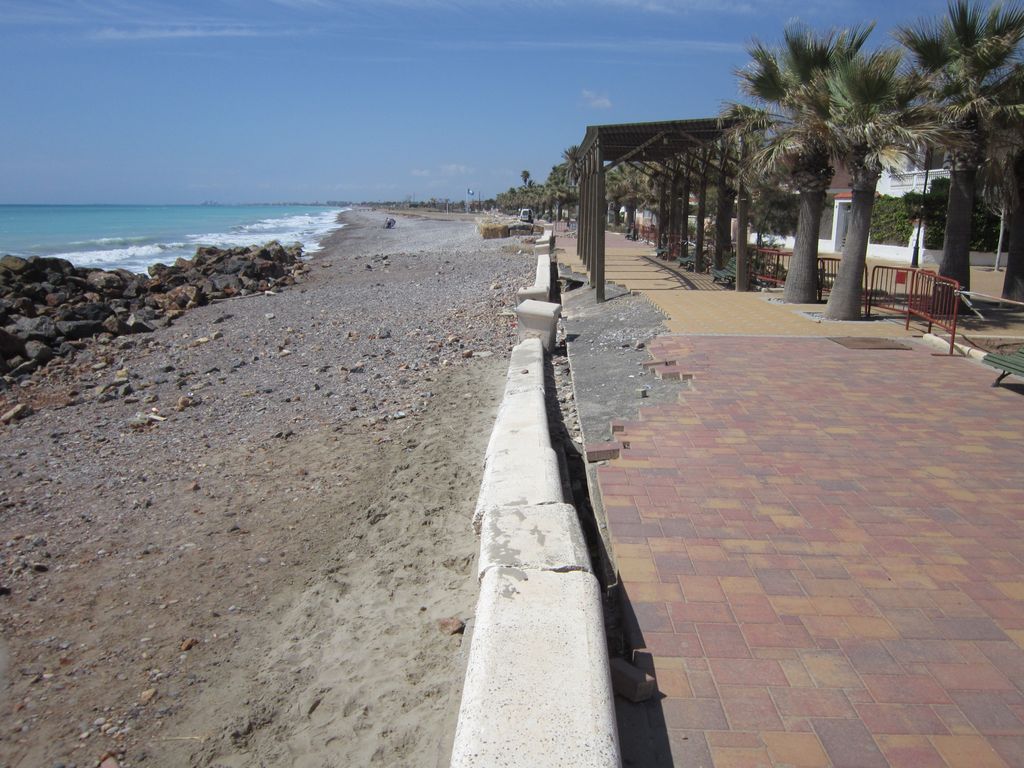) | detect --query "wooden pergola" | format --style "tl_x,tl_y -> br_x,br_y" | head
576,117 -> 735,301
